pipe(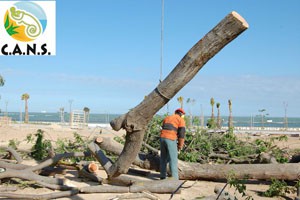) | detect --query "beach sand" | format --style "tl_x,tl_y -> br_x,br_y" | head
1,123 -> 300,200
